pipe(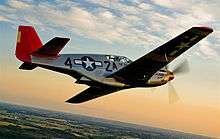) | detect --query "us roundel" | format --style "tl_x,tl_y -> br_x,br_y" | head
81,56 -> 96,71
